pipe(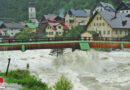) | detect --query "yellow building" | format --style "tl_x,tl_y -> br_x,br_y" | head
45,23 -> 69,38
82,11 -> 130,38
65,9 -> 90,28
81,32 -> 93,39
25,23 -> 38,32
